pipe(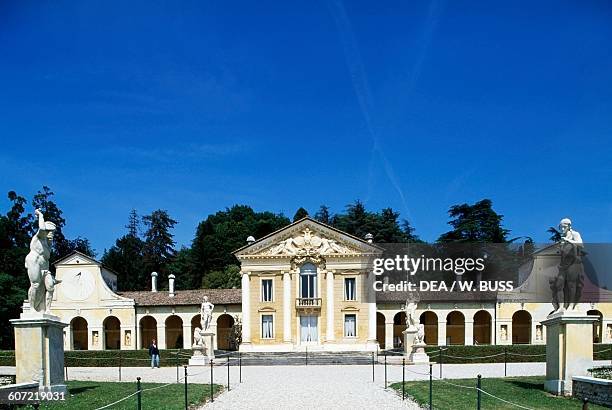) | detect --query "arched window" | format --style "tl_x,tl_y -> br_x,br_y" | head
419,311 -> 438,345
446,311 -> 465,345
70,317 -> 88,350
512,310 -> 531,344
473,310 -> 492,345
103,316 -> 121,350
300,263 -> 317,299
